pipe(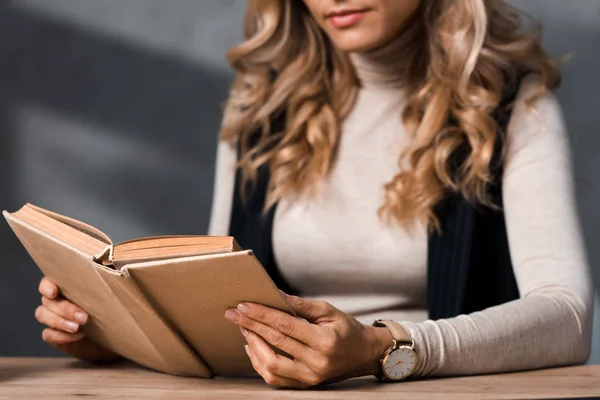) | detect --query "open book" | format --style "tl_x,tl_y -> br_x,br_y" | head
3,203 -> 294,377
